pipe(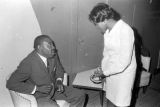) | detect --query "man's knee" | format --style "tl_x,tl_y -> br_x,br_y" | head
73,89 -> 85,99
37,97 -> 59,107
